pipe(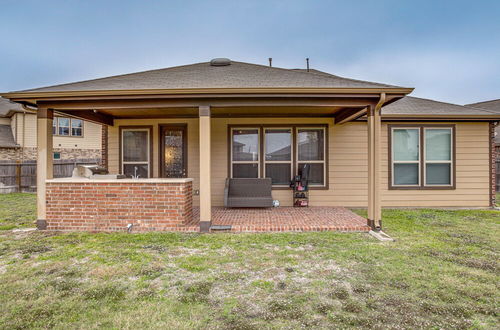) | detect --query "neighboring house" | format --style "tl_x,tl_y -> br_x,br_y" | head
0,97 -> 103,162
467,99 -> 500,157
2,58 -> 499,232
